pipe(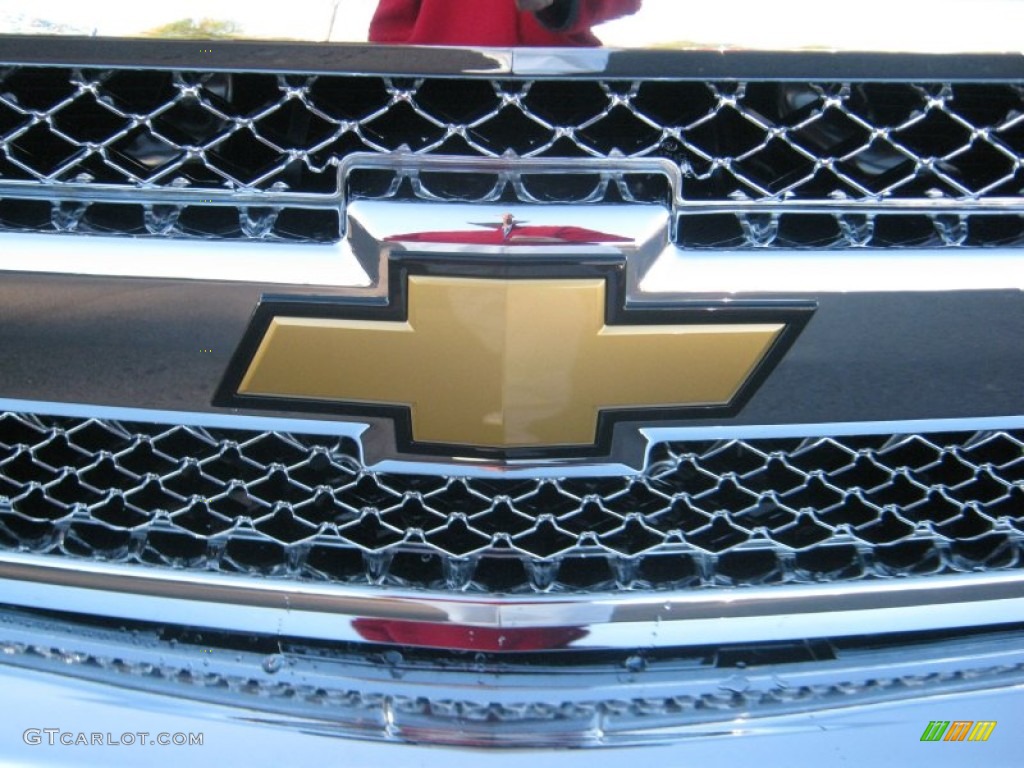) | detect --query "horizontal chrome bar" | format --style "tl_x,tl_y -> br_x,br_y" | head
338,152 -> 683,178
0,232 -> 367,287
1,551 -> 1022,651
336,152 -> 683,185
3,236 -> 1022,294
641,246 -> 1024,293
336,153 -> 682,235
2,216 -> 1023,292
3,36 -> 1024,81
1,605 -> 1022,751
